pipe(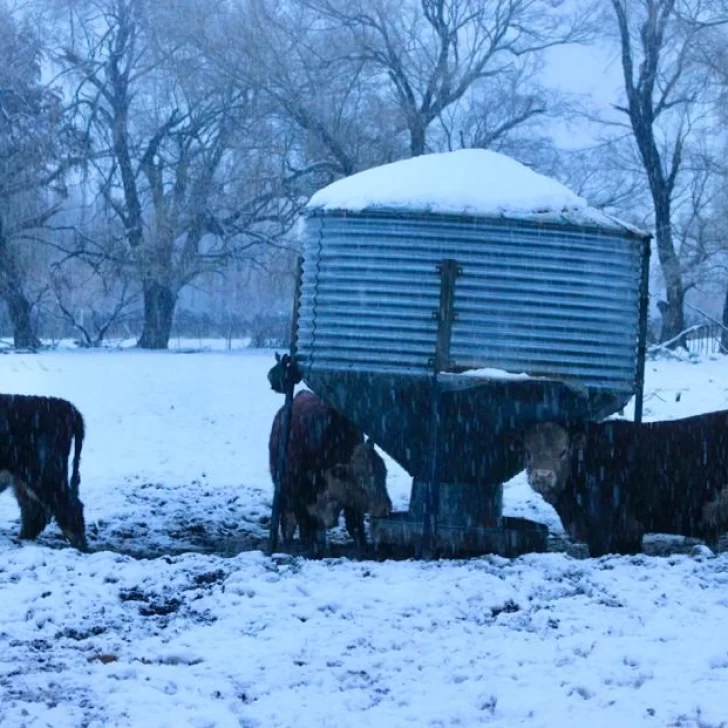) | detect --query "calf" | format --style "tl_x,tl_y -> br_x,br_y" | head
0,394 -> 87,551
302,439 -> 392,547
269,390 -> 363,549
513,410 -> 728,556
